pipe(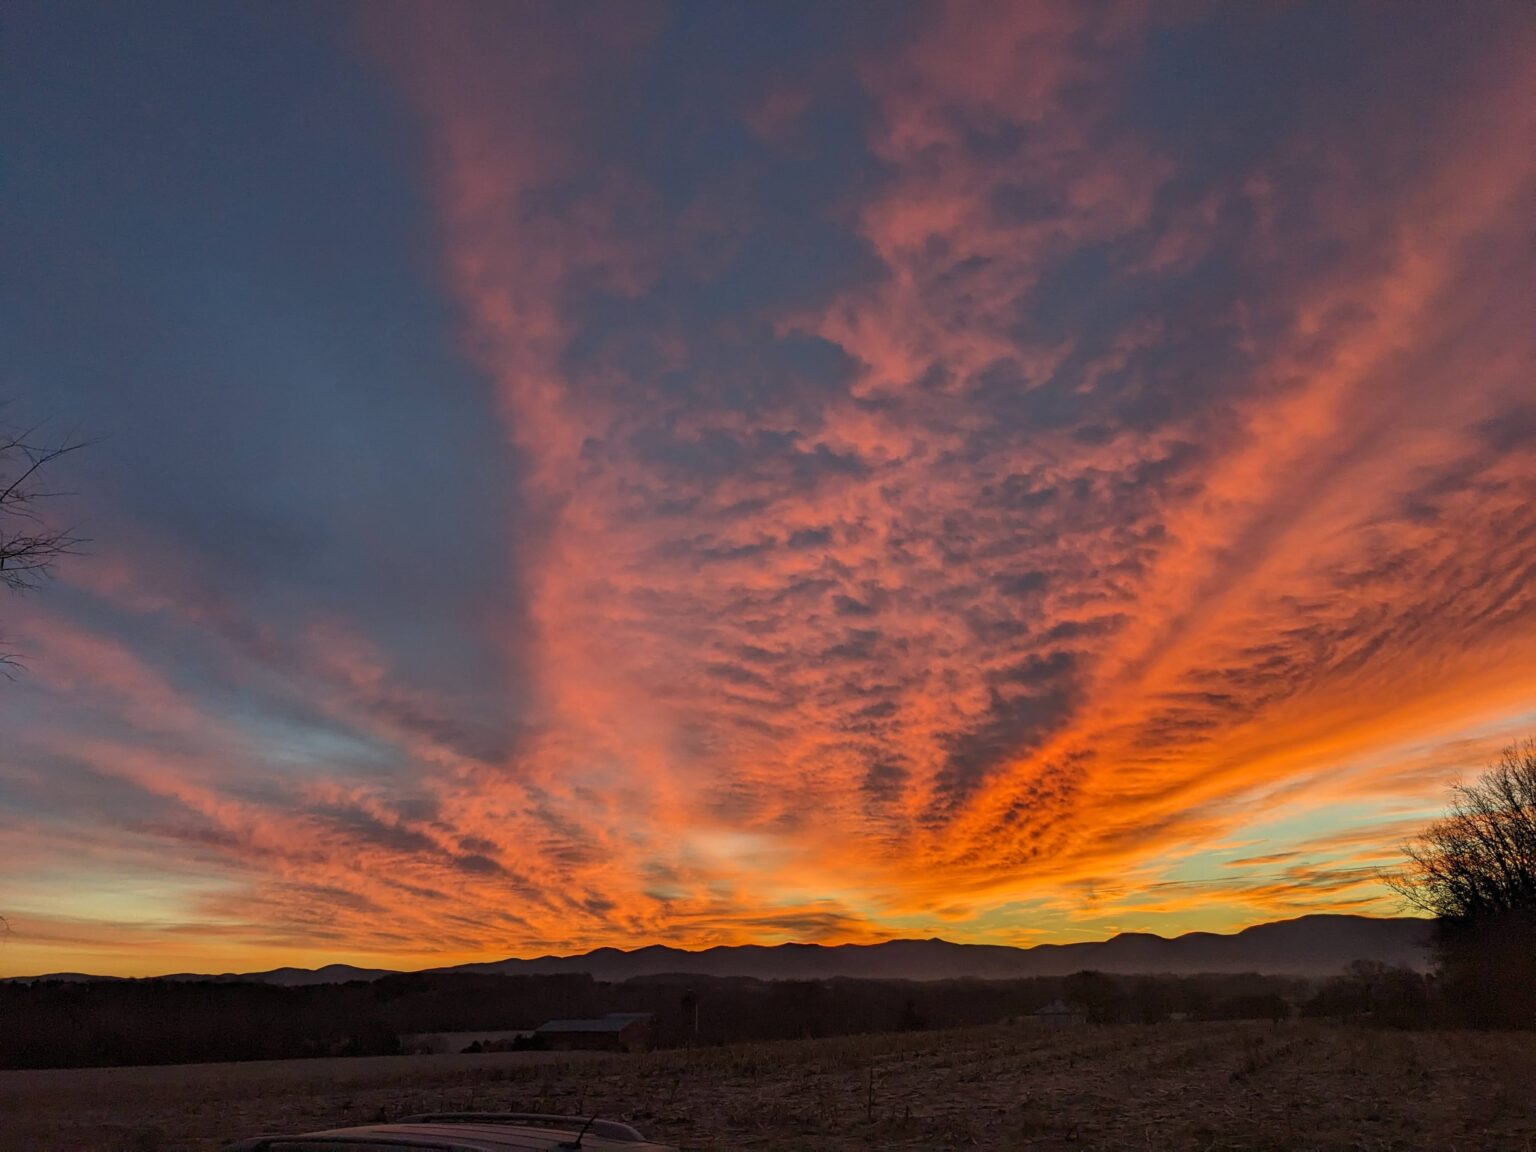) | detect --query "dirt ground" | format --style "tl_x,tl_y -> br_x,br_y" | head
5,1020 -> 1534,1151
